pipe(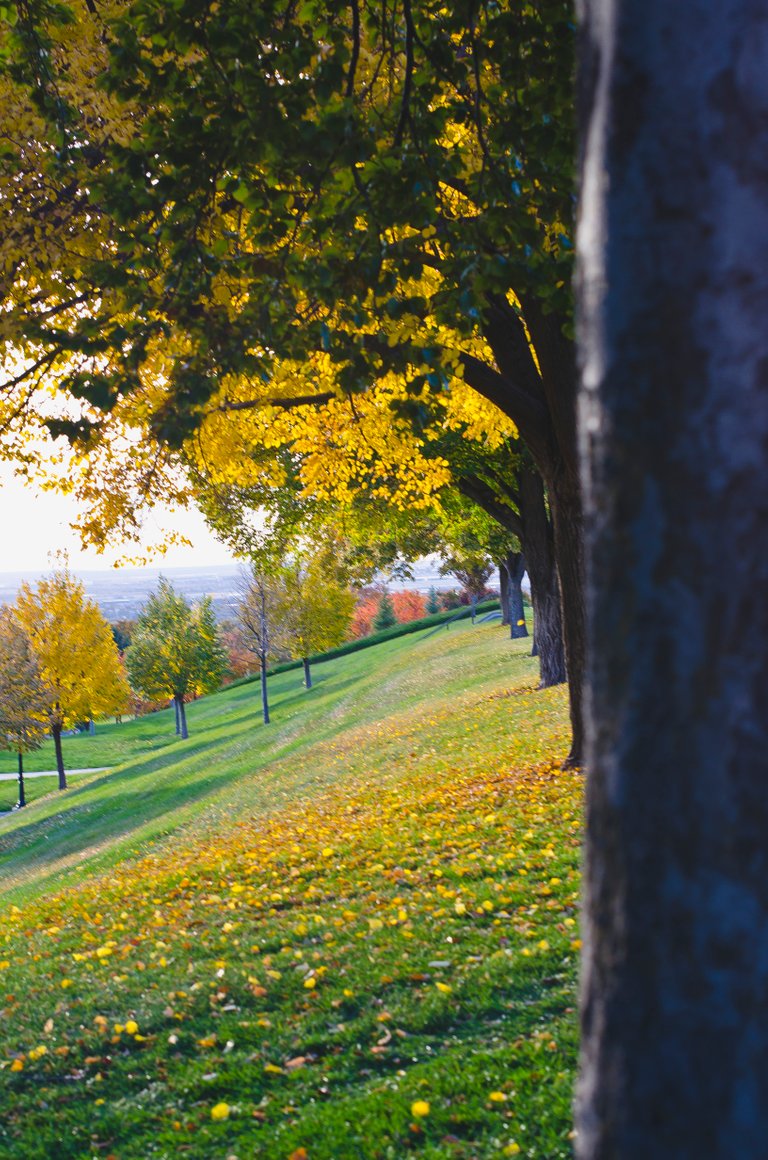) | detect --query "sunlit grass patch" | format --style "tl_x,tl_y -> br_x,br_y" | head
0,623 -> 578,1158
